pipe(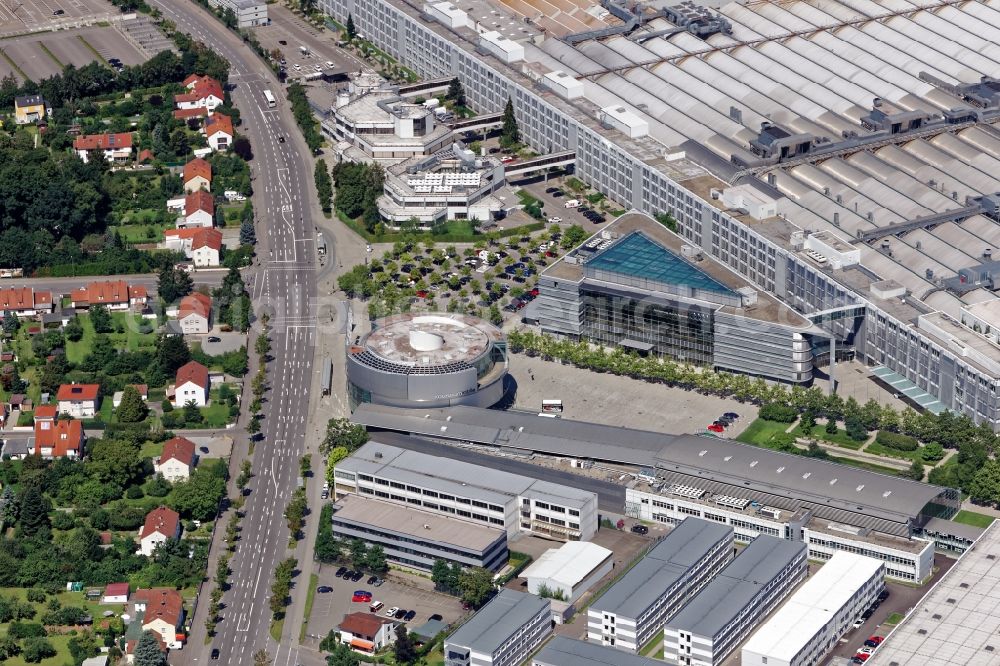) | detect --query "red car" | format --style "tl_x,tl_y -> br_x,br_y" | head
853,654 -> 871,663
352,591 -> 372,602
707,424 -> 725,433
864,636 -> 884,648
415,290 -> 428,298
530,288 -> 540,297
